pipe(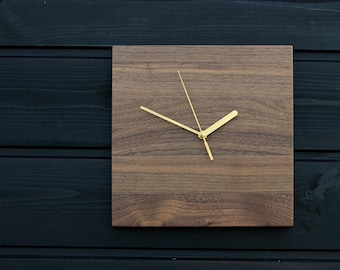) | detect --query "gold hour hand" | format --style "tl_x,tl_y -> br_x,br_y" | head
203,110 -> 238,137
140,106 -> 200,136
